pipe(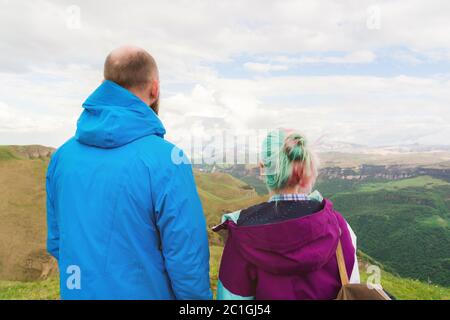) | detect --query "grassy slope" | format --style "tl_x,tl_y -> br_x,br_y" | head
194,171 -> 267,246
361,272 -> 450,300
0,146 -> 55,281
0,146 -> 20,161
357,176 -> 450,192
357,251 -> 450,300
0,278 -> 60,300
